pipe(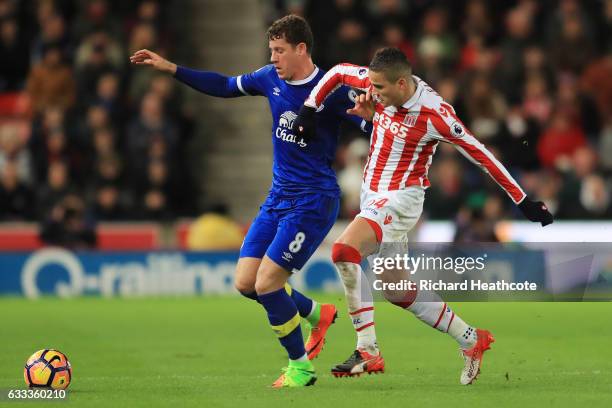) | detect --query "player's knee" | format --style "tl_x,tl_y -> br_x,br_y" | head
331,242 -> 362,264
384,288 -> 417,309
254,278 -> 274,296
234,279 -> 255,296
254,266 -> 287,295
